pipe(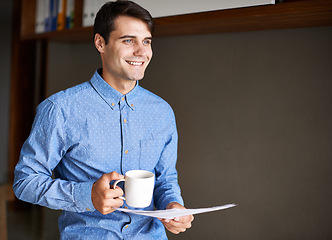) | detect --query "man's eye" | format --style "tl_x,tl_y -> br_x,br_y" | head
124,39 -> 134,44
143,40 -> 151,45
